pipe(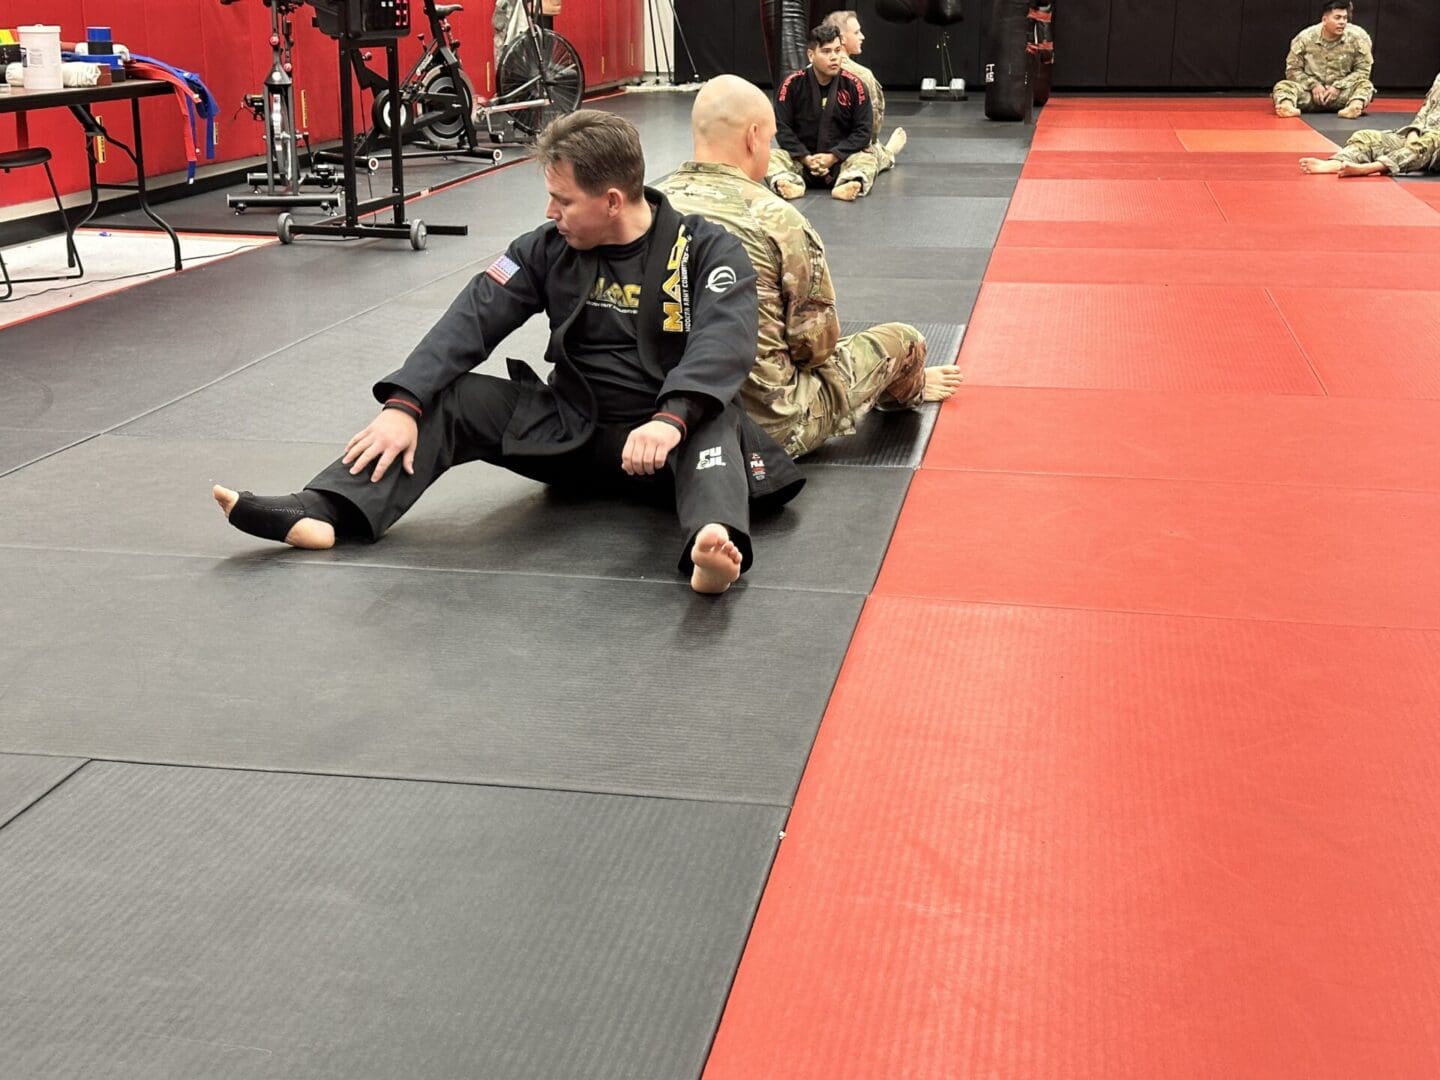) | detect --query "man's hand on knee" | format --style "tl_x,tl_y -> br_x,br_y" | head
343,408 -> 419,482
622,420 -> 682,476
